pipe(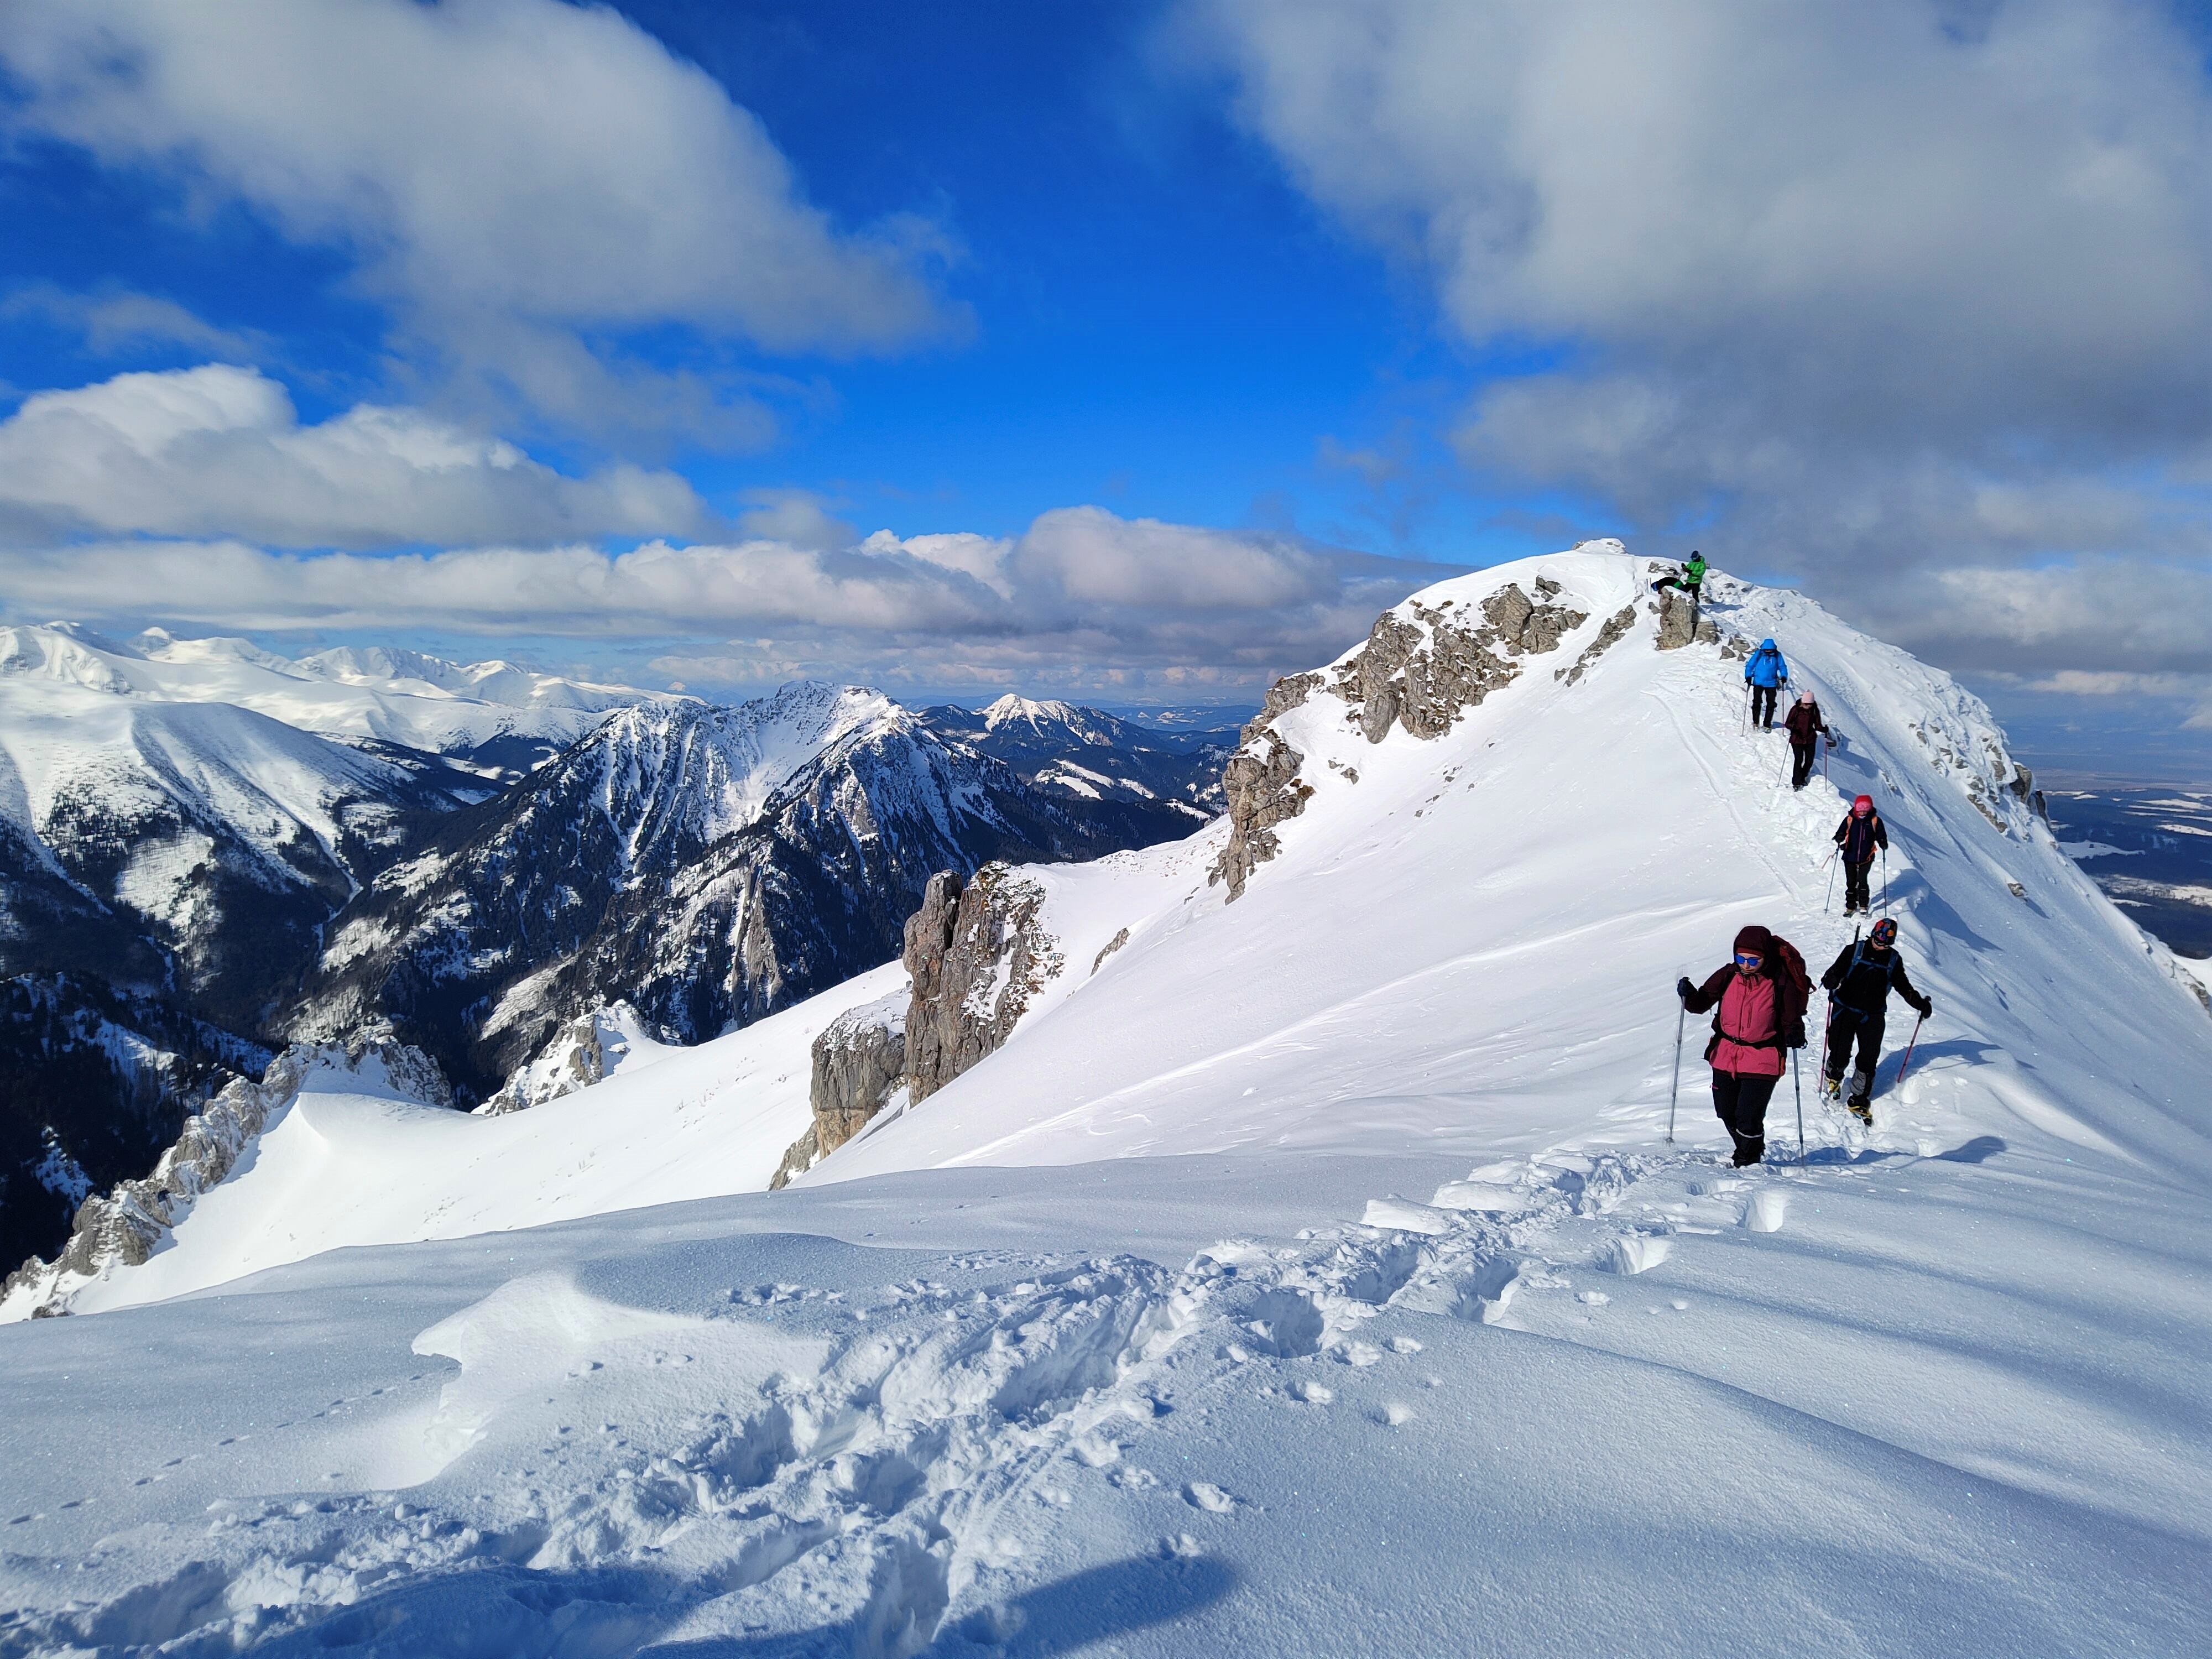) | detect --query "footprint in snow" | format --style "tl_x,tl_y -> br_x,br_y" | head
1601,1235 -> 1673,1275
1185,1481 -> 1237,1513
1744,1191 -> 1789,1233
1291,1380 -> 1334,1405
